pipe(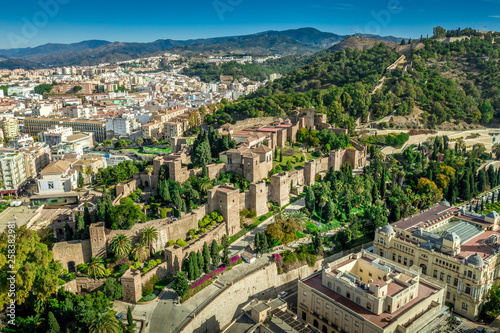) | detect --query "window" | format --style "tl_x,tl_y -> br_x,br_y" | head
369,272 -> 373,277
447,275 -> 451,284
366,303 -> 371,310
404,258 -> 407,266
302,311 -> 306,321
453,278 -> 458,287
440,273 -> 444,281
410,260 -> 413,266
465,284 -> 471,295
303,292 -> 307,296
356,297 -> 360,304
433,270 -> 438,278
328,282 -> 332,288
337,287 -> 341,293
462,302 -> 468,310
346,292 -> 351,299
398,255 -> 401,263
447,292 -> 450,299
360,268 -> 363,273
392,254 -> 396,261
